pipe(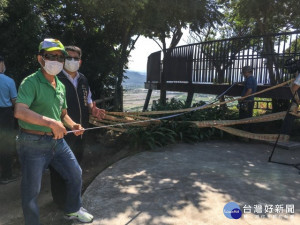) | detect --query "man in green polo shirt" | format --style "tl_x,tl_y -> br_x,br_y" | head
17,69 -> 67,133
14,38 -> 94,225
